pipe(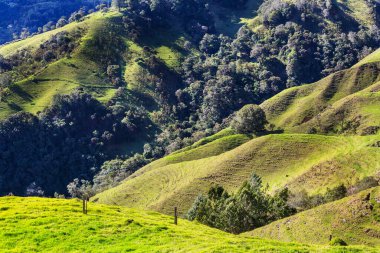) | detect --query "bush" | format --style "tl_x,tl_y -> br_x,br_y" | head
324,184 -> 347,202
329,238 -> 348,246
289,184 -> 348,211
